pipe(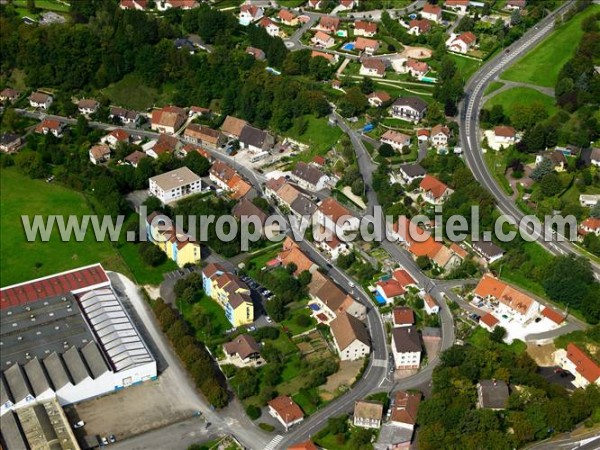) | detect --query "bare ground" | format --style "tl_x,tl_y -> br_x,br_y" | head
526,342 -> 557,366
321,360 -> 363,394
